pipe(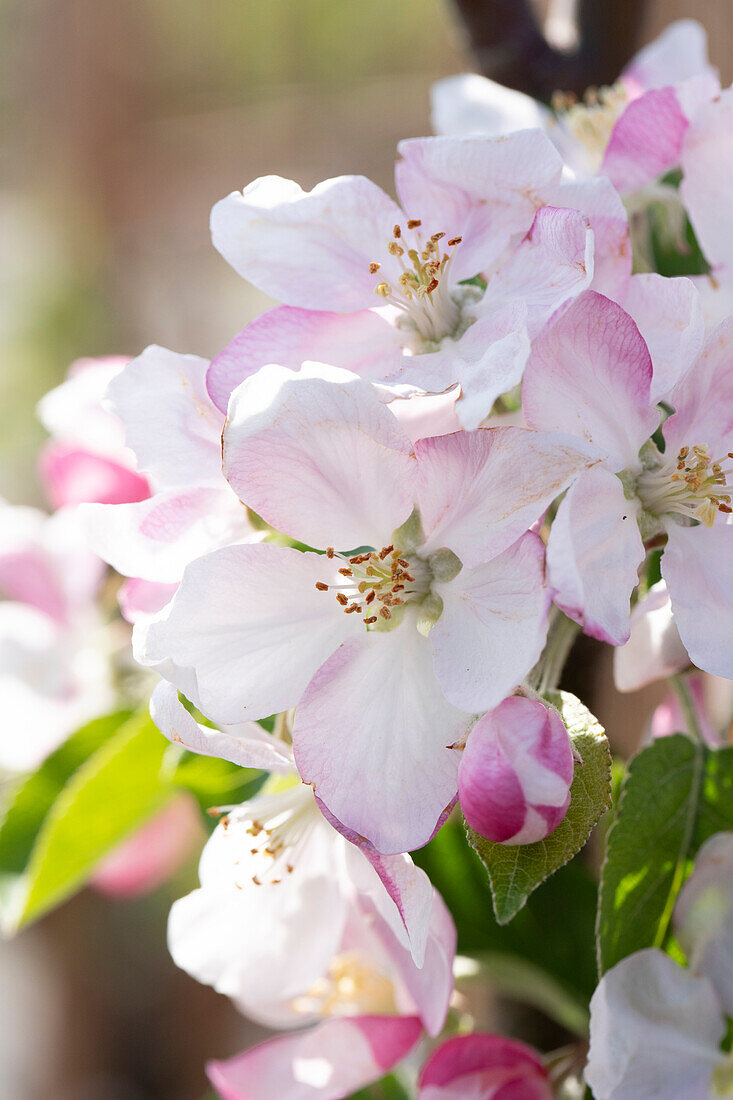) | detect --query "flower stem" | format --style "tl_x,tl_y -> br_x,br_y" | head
529,607 -> 581,695
670,674 -> 703,744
